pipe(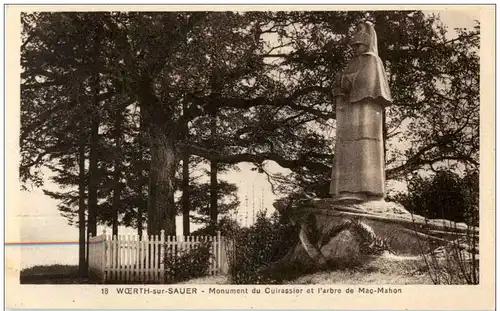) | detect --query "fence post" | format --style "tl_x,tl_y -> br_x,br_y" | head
109,234 -> 114,282
101,229 -> 107,283
217,231 -> 222,274
211,234 -> 216,275
152,234 -> 157,283
218,231 -> 227,274
160,229 -> 165,283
